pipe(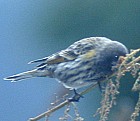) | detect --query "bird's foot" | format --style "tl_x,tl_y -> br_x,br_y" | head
98,81 -> 105,93
68,89 -> 84,102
